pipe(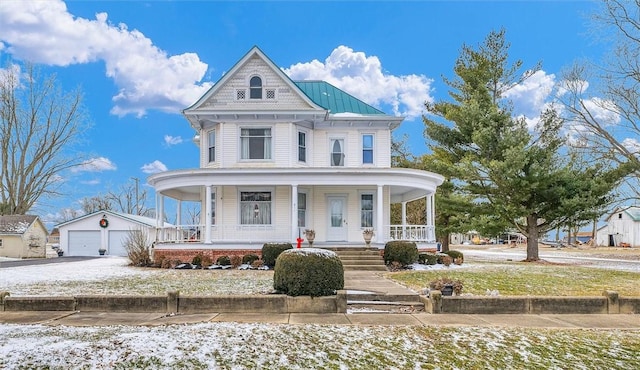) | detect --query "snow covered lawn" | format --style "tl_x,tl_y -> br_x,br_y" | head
1,323 -> 638,369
